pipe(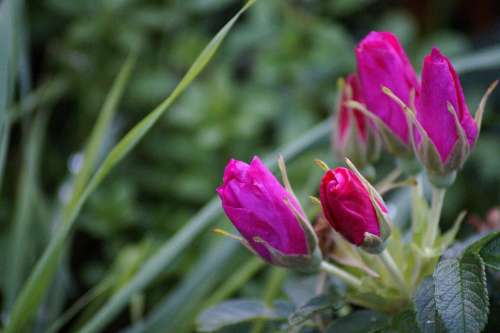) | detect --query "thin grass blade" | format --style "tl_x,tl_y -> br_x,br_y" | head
0,0 -> 14,192
4,111 -> 48,310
